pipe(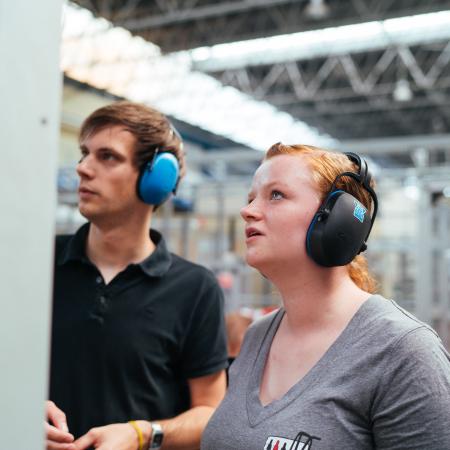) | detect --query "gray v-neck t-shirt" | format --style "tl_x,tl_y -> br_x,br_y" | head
202,295 -> 450,449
